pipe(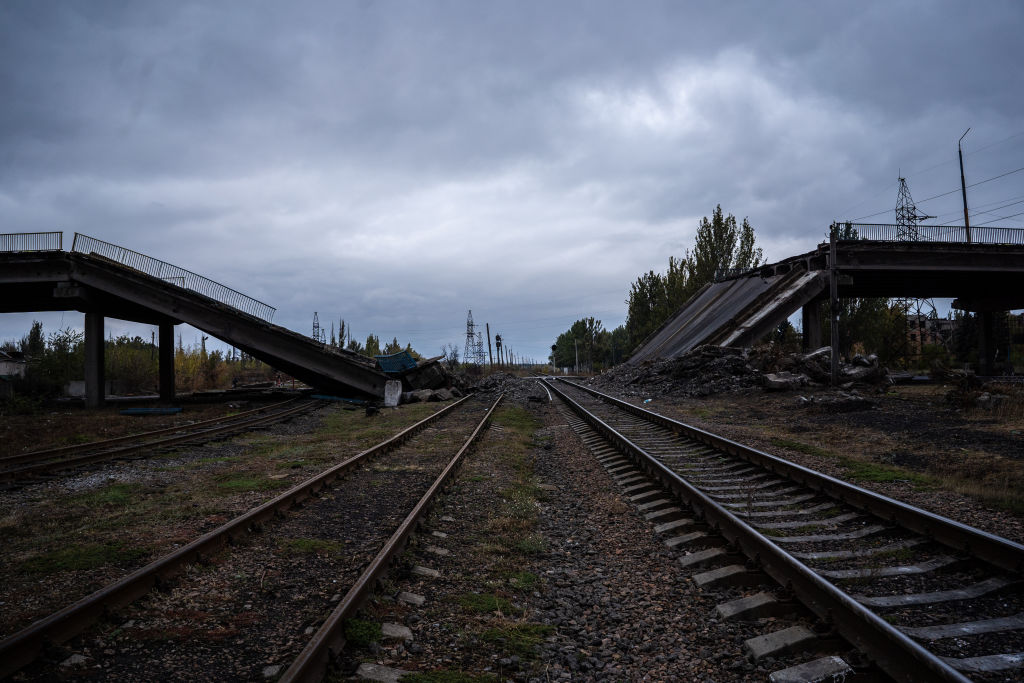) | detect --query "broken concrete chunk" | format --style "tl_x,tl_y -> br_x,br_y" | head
384,380 -> 402,407
763,372 -> 809,391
